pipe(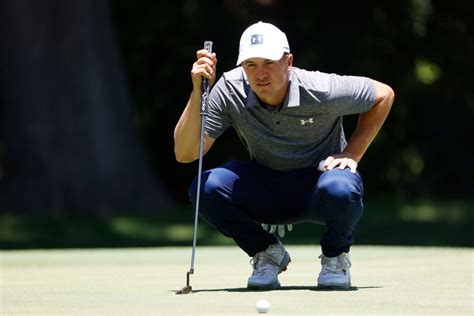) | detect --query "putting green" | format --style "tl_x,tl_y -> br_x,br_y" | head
1,246 -> 472,315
